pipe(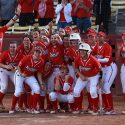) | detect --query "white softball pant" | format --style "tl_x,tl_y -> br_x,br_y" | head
120,64 -> 125,93
0,68 -> 15,93
49,92 -> 74,103
46,68 -> 60,94
14,70 -> 40,97
102,62 -> 117,94
74,74 -> 99,98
